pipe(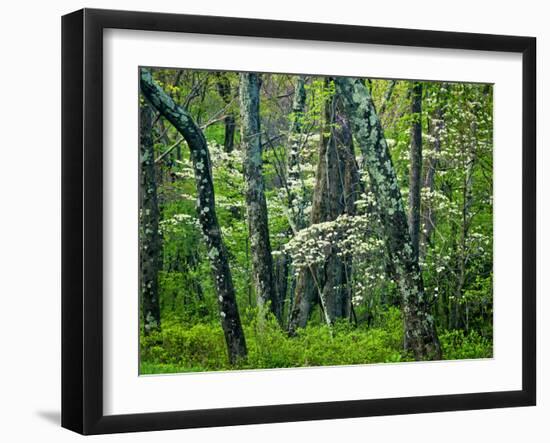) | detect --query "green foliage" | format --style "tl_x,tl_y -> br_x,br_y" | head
141,320 -> 228,371
439,329 -> 493,360
140,308 -> 491,373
